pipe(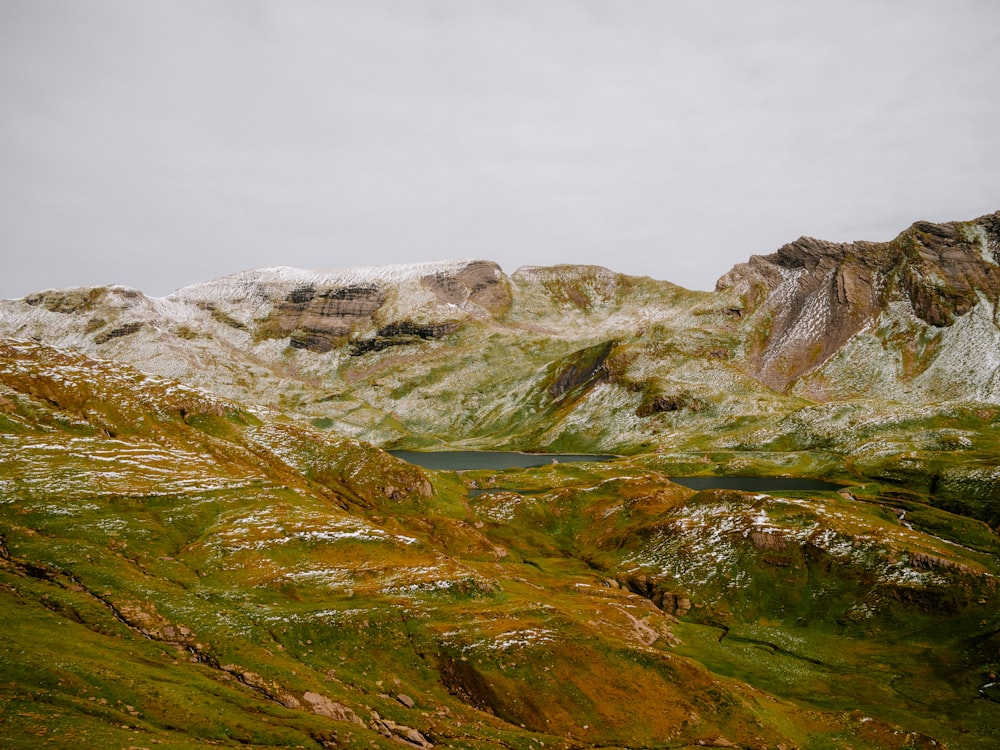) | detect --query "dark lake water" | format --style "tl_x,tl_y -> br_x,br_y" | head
668,476 -> 844,492
388,450 -> 616,471
389,451 -> 844,492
